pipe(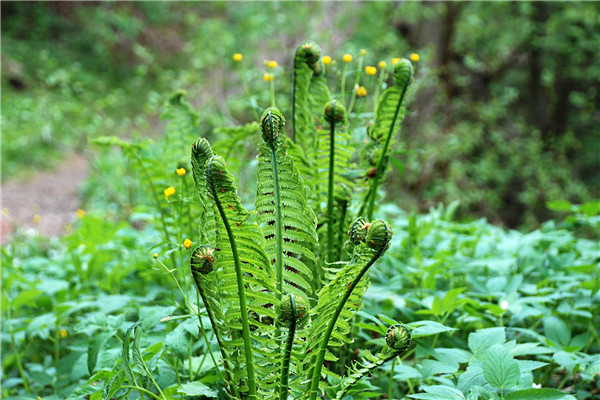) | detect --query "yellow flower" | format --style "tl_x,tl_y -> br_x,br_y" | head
76,209 -> 85,218
266,60 -> 278,69
322,56 -> 332,65
153,253 -> 158,259
410,53 -> 420,62
264,73 -> 274,82
365,66 -> 377,76
392,57 -> 401,65
164,186 -> 176,200
59,328 -> 68,339
355,86 -> 367,97
176,167 -> 186,176
378,60 -> 387,69
233,53 -> 243,62
2,208 -> 8,216
343,54 -> 353,63
33,214 -> 41,224
360,49 -> 367,56
183,239 -> 193,249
